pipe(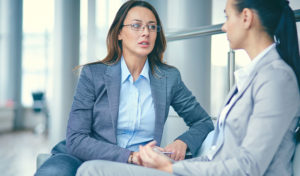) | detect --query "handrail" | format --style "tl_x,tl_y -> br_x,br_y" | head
166,24 -> 223,42
166,9 -> 300,42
